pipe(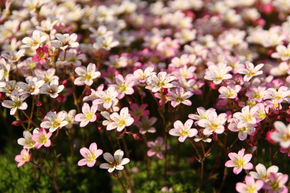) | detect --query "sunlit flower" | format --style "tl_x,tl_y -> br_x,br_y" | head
169,119 -> 198,142
40,111 -> 68,132
238,62 -> 264,81
75,103 -> 98,127
249,163 -> 279,181
17,131 -> 36,149
74,63 -> 101,86
204,63 -> 232,84
236,175 -> 264,193
99,149 -> 130,173
107,107 -> 134,132
2,92 -> 29,115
